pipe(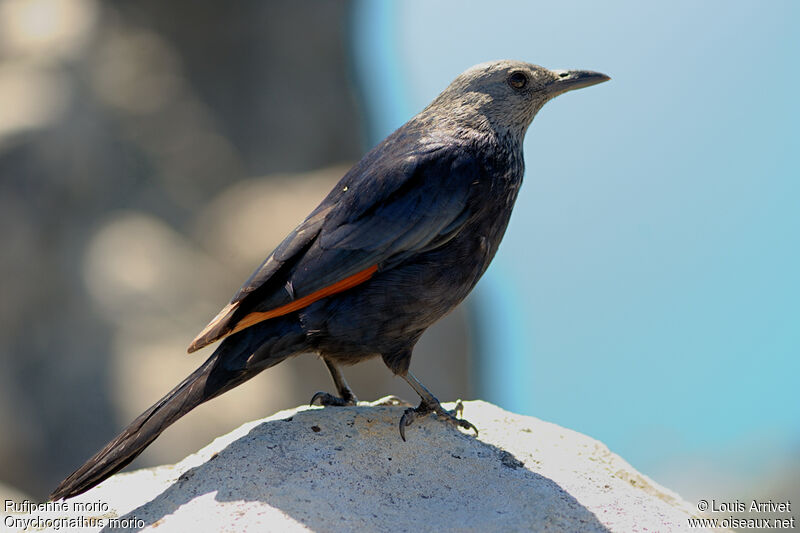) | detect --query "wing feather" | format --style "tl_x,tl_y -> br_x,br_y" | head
188,137 -> 480,353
